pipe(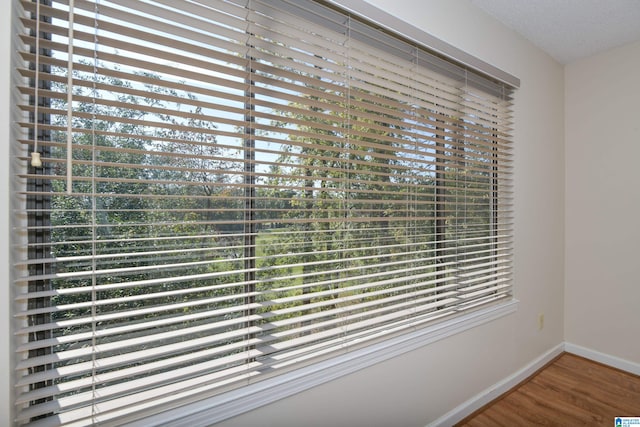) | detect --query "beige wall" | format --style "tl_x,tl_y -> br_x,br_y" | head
217,0 -> 566,425
564,40 -> 640,365
0,1 -> 567,426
